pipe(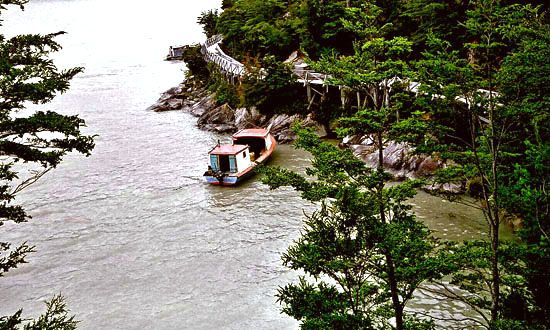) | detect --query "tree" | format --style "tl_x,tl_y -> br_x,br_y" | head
493,4 -> 549,326
262,126 -> 448,330
216,0 -> 295,60
241,55 -> 306,115
1,0 -> 94,327
287,0 -> 356,58
259,4 -> 458,329
401,1 -> 549,327
1,295 -> 77,330
197,9 -> 219,38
